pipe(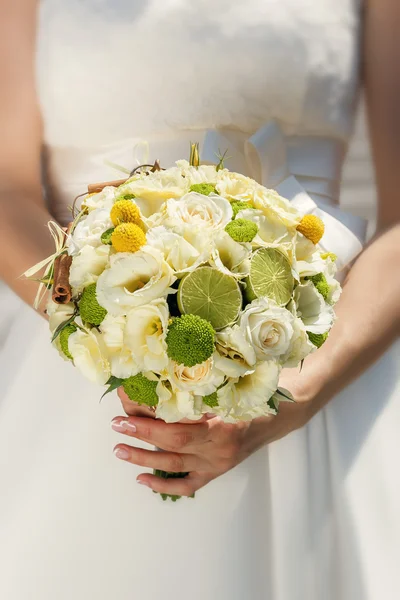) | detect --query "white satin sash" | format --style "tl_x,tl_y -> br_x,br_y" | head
46,121 -> 367,270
